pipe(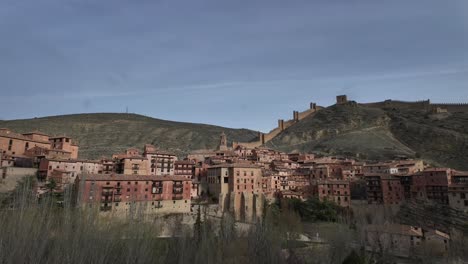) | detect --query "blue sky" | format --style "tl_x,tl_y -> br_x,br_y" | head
0,0 -> 467,131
